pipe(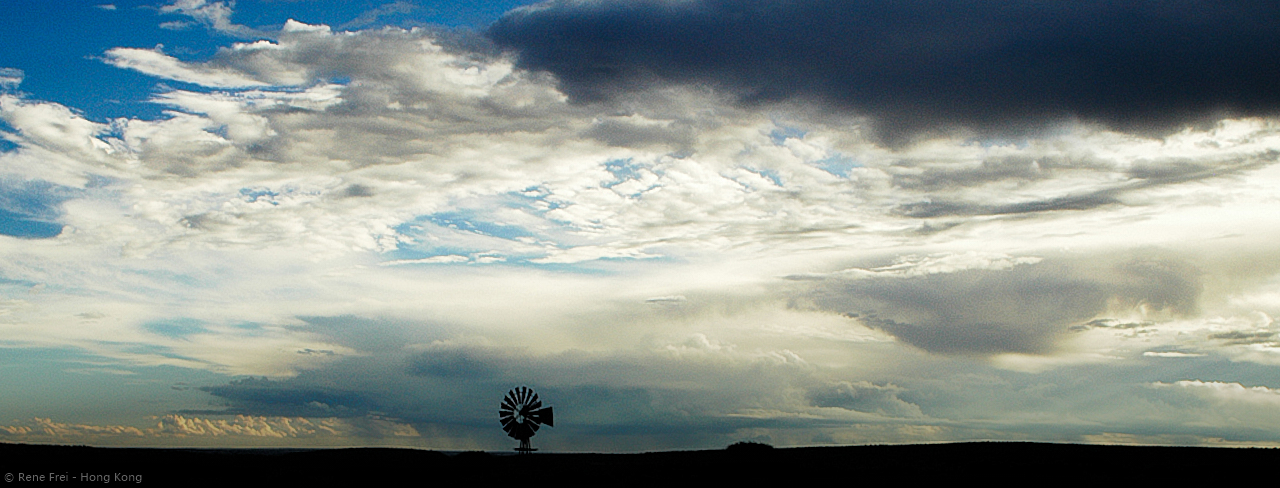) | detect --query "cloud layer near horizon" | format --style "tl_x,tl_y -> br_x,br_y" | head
1,0 -> 1280,450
